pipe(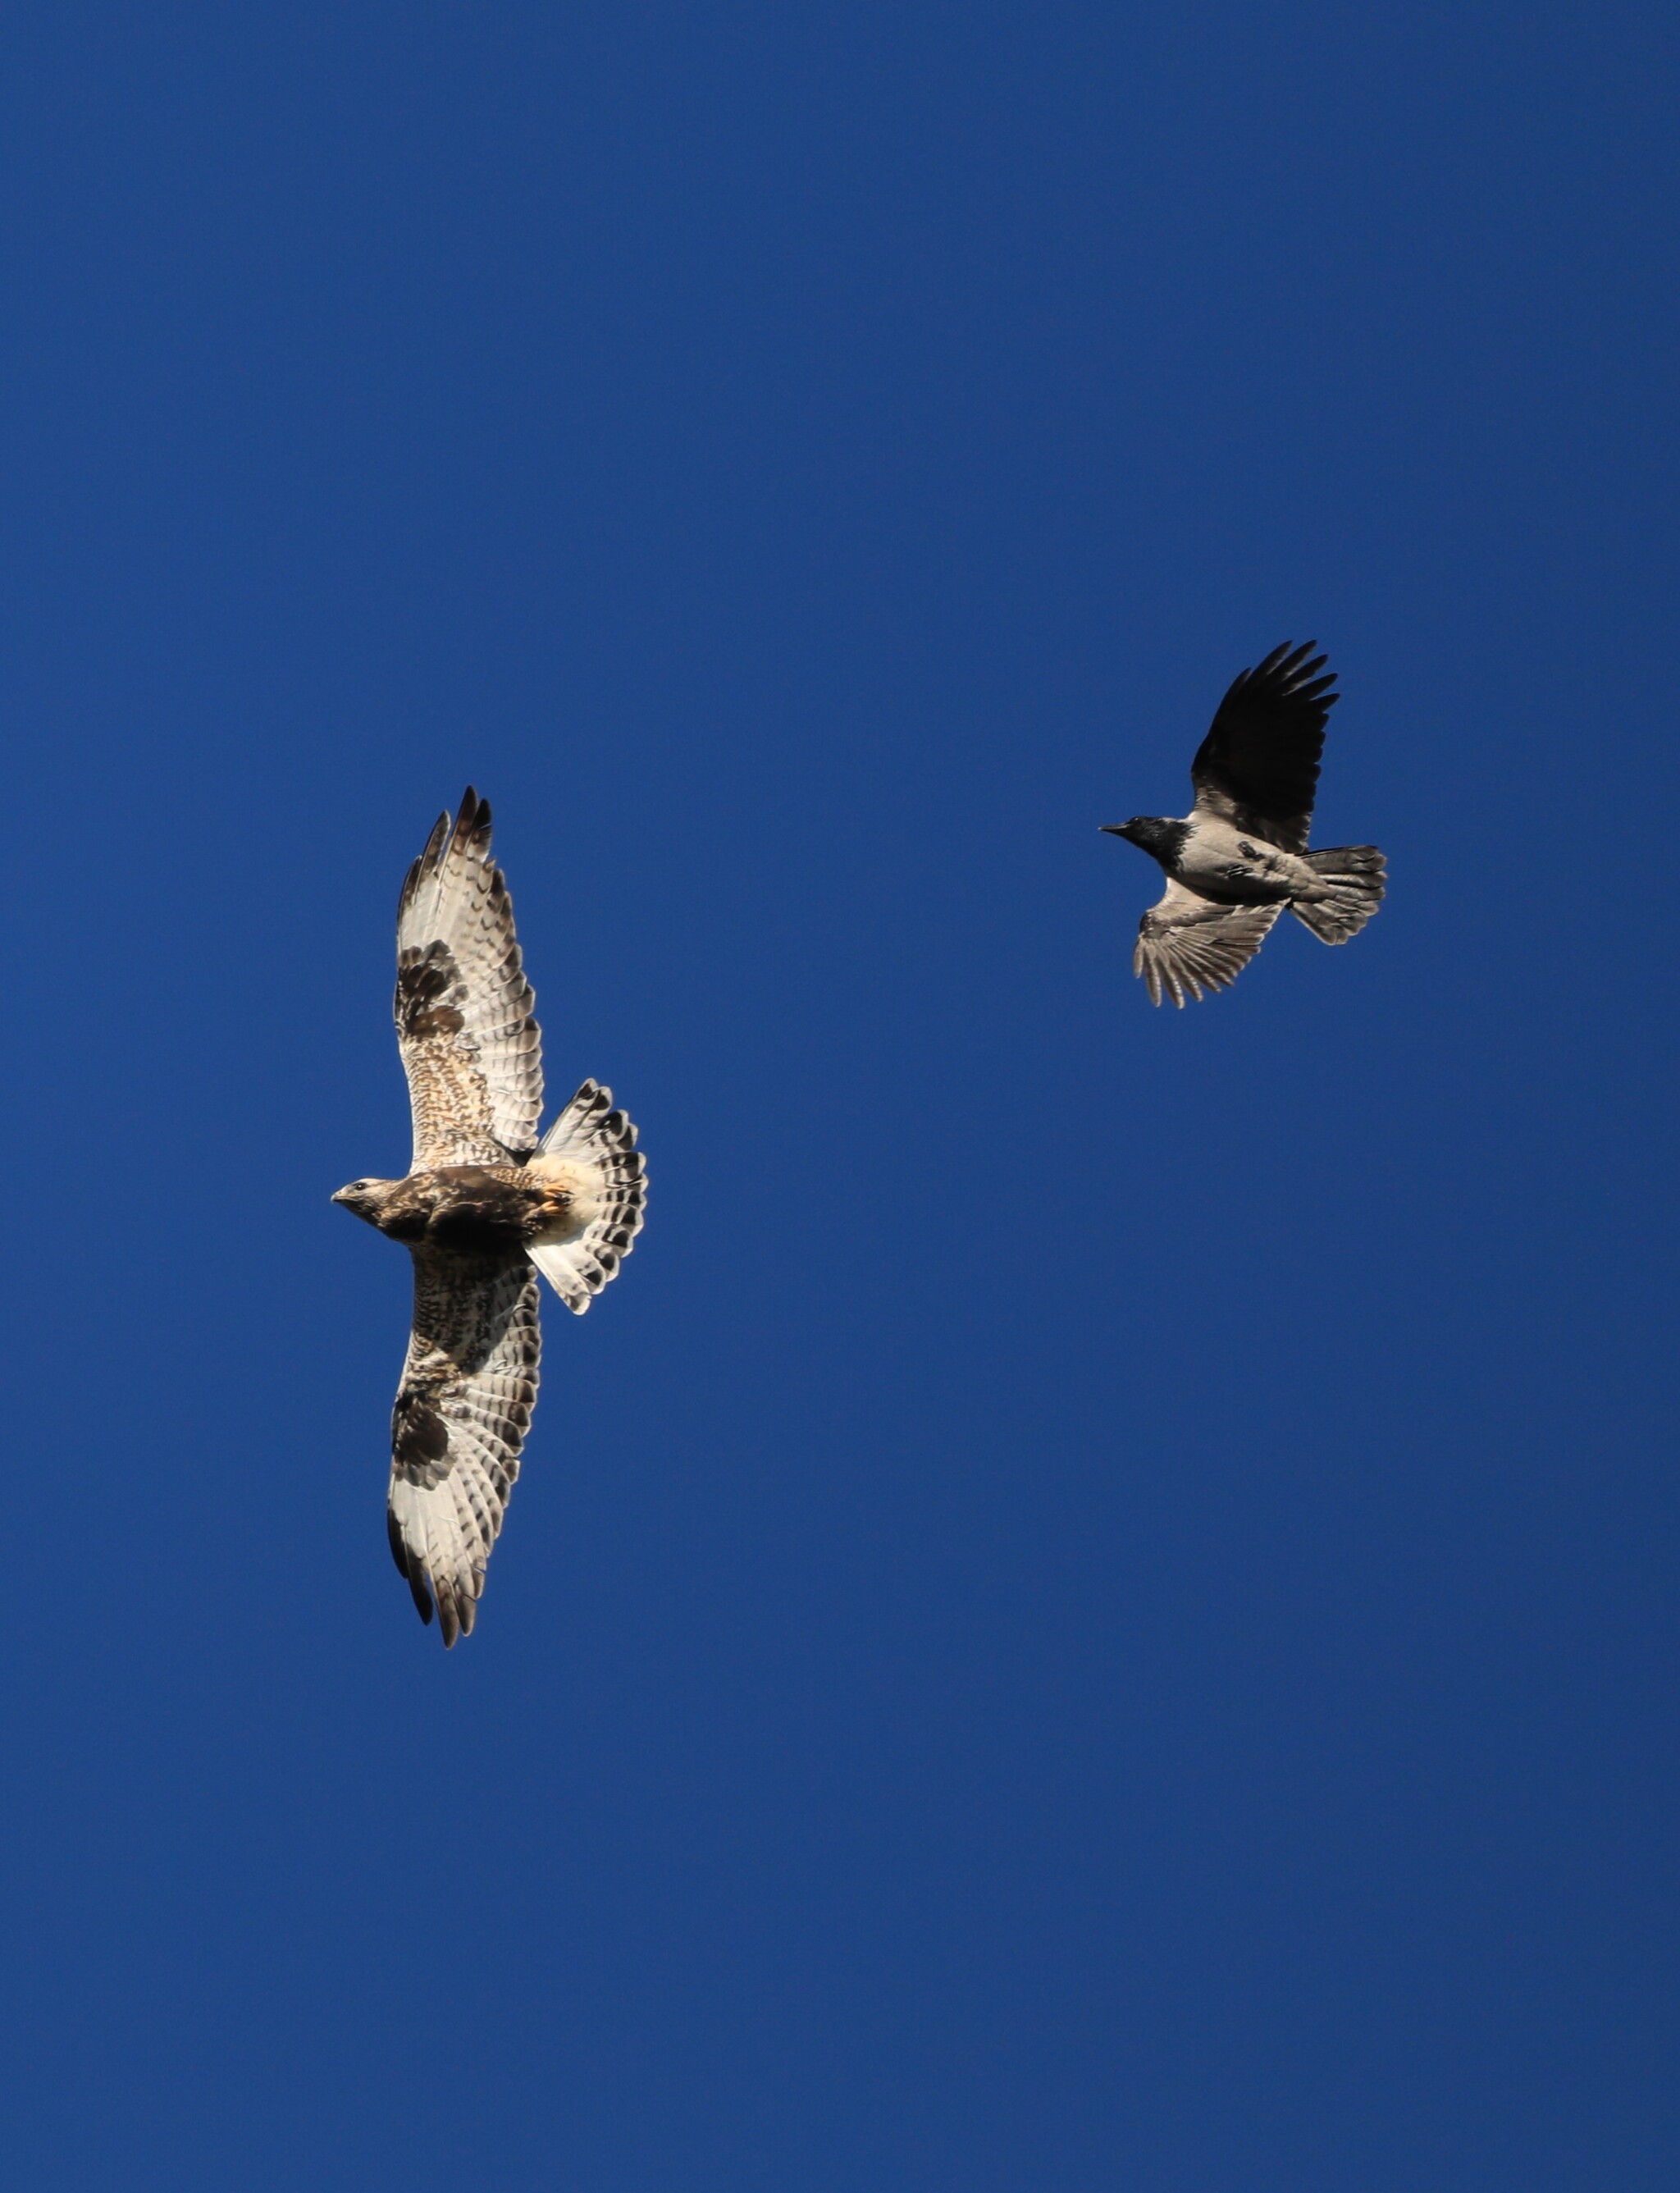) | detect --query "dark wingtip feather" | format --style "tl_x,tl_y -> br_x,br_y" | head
396,853 -> 424,921
441,785 -> 492,869
406,1566 -> 436,1626
388,1507 -> 436,1626
456,785 -> 492,850
436,1589 -> 460,1648
398,811 -> 452,918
